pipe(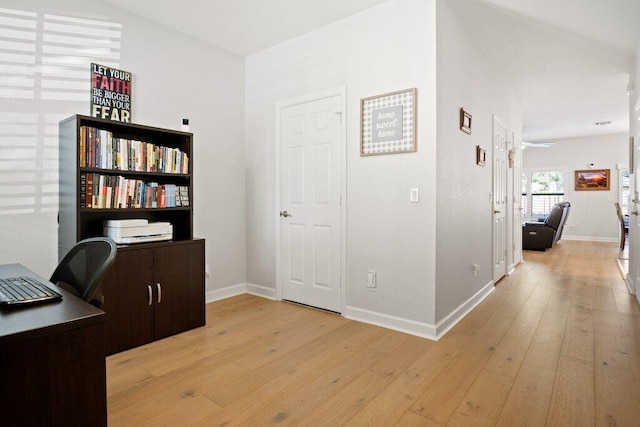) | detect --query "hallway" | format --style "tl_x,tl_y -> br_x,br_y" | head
495,240 -> 640,425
